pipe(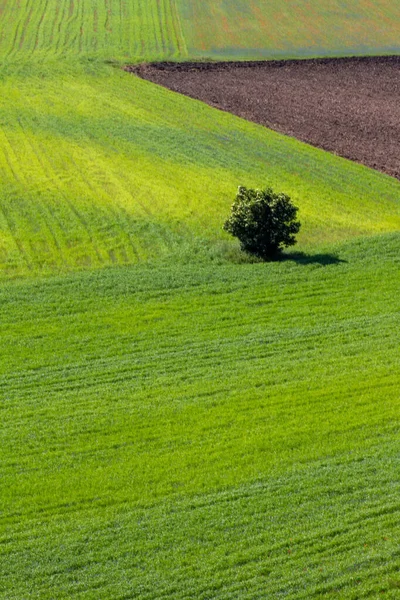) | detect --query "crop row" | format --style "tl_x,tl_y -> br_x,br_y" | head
0,66 -> 399,277
1,0 -> 398,64
0,0 -> 187,62
1,234 -> 399,597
